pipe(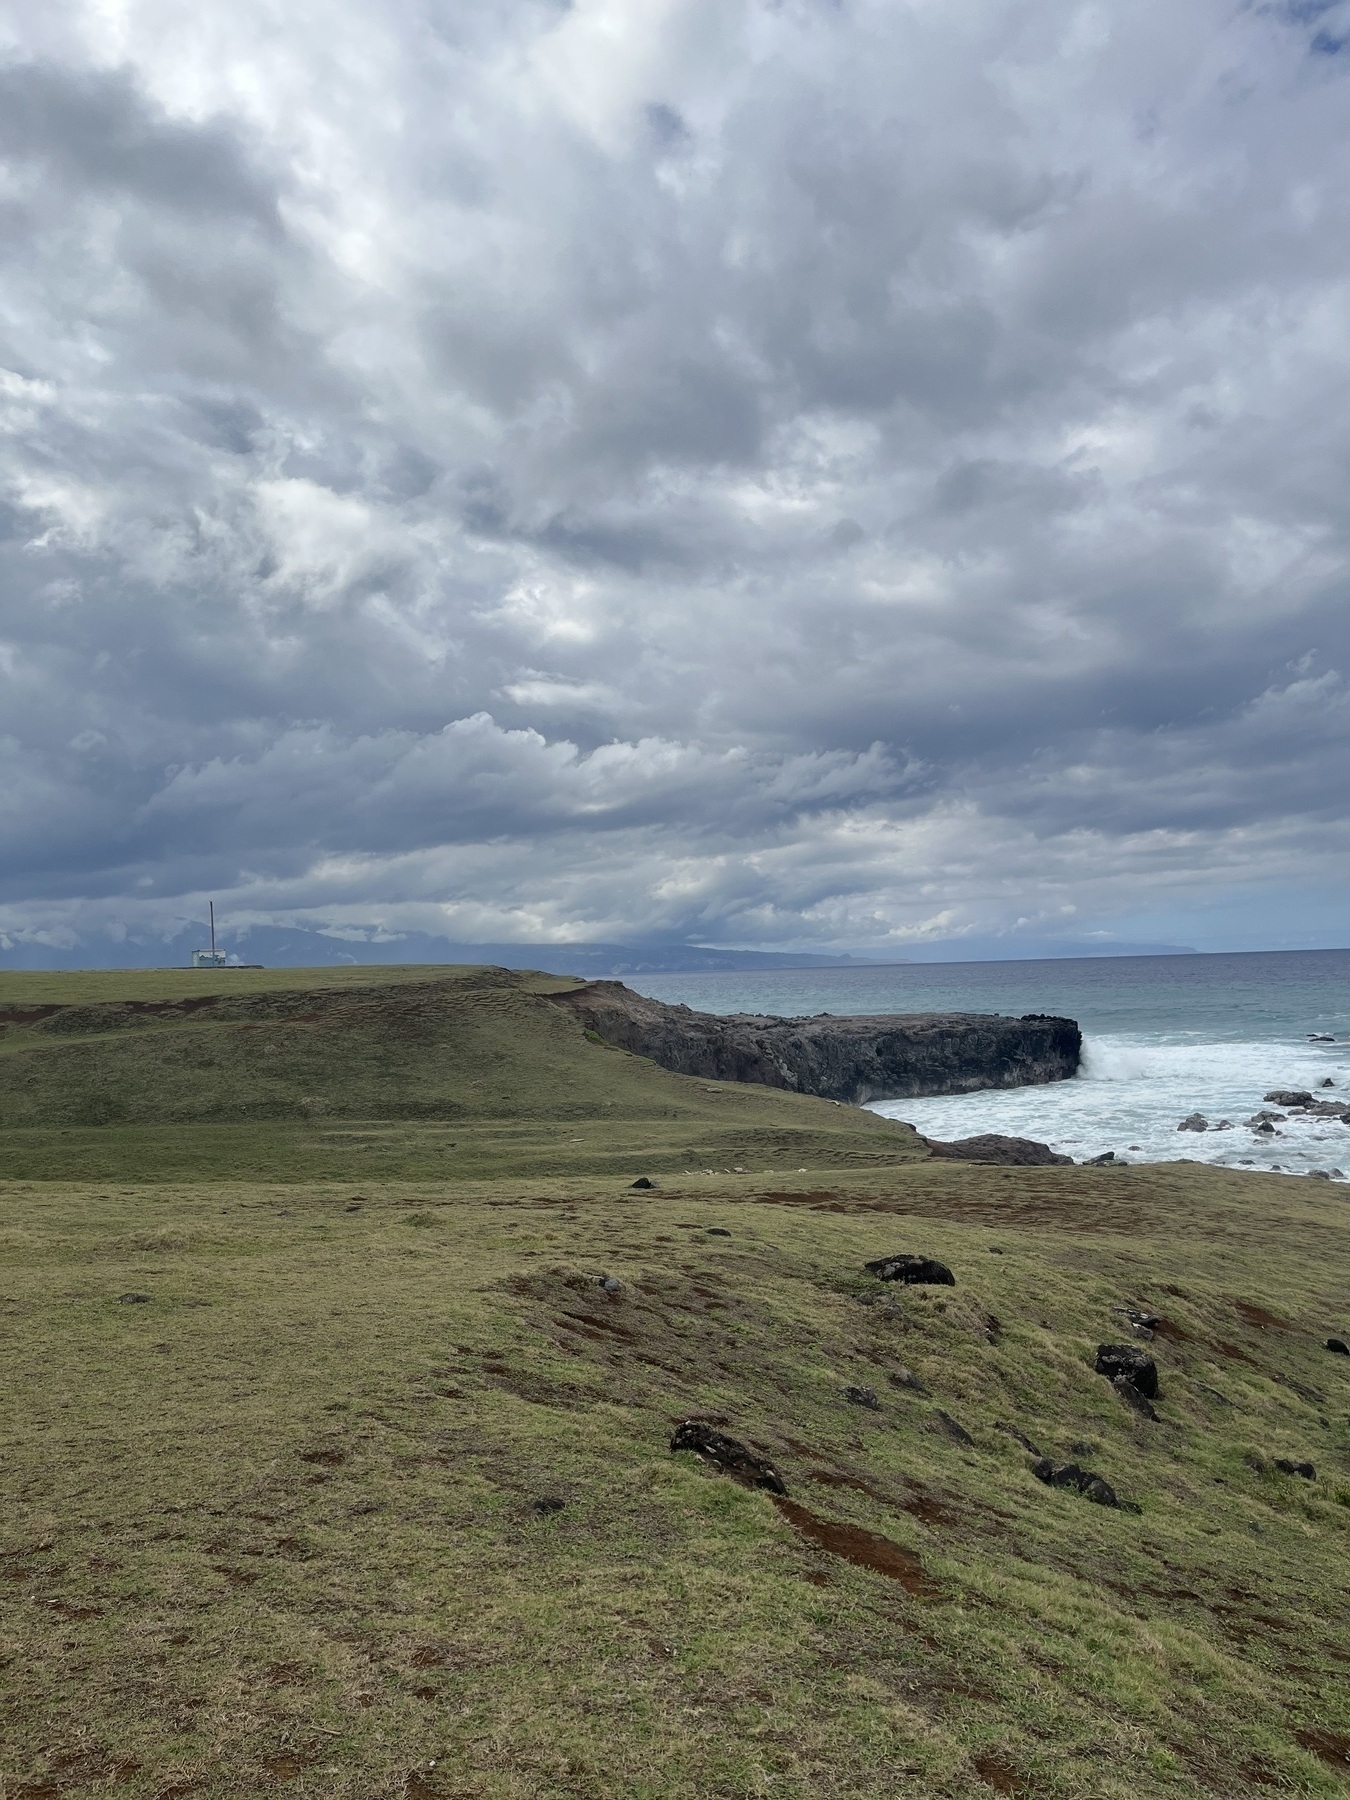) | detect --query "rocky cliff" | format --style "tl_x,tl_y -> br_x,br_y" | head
549,982 -> 1081,1105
